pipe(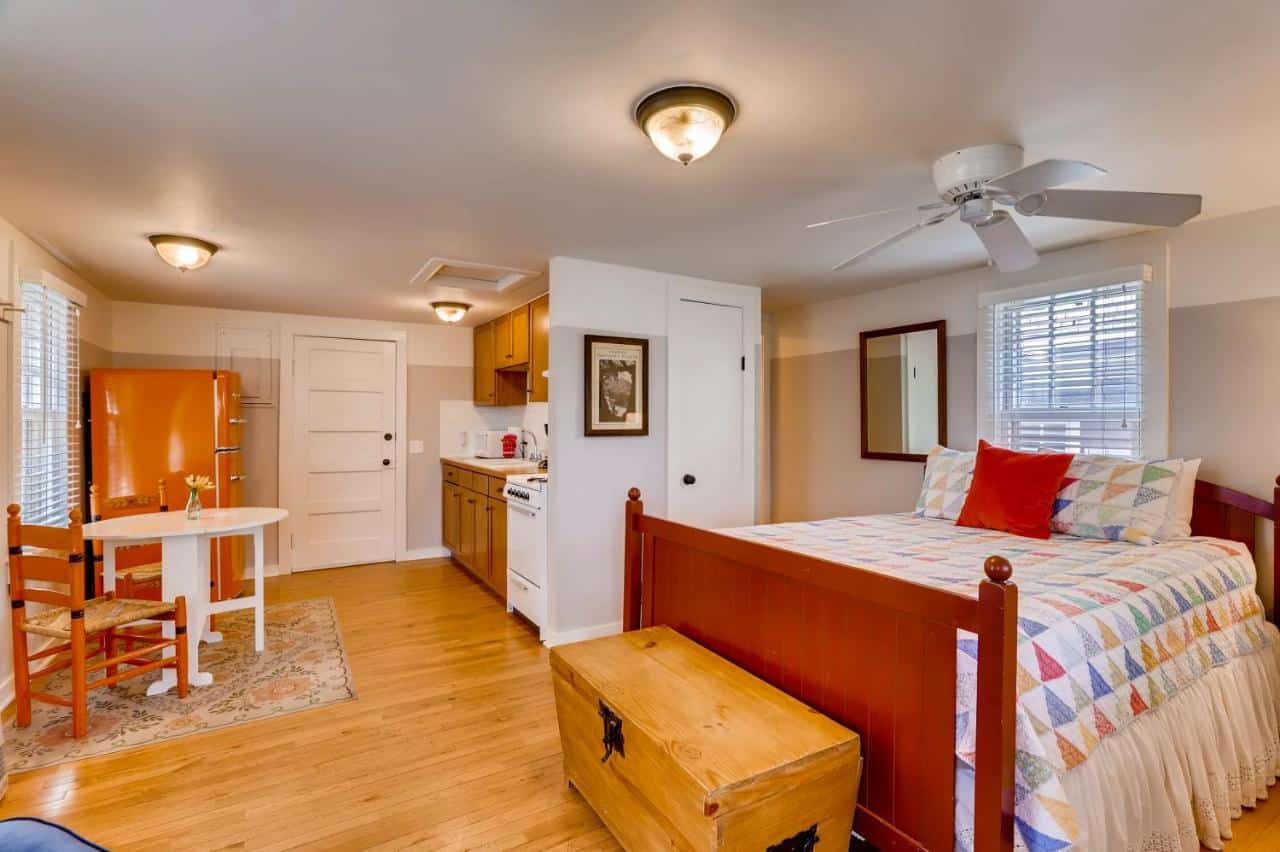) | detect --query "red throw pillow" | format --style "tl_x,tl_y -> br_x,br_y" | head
956,441 -> 1074,539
